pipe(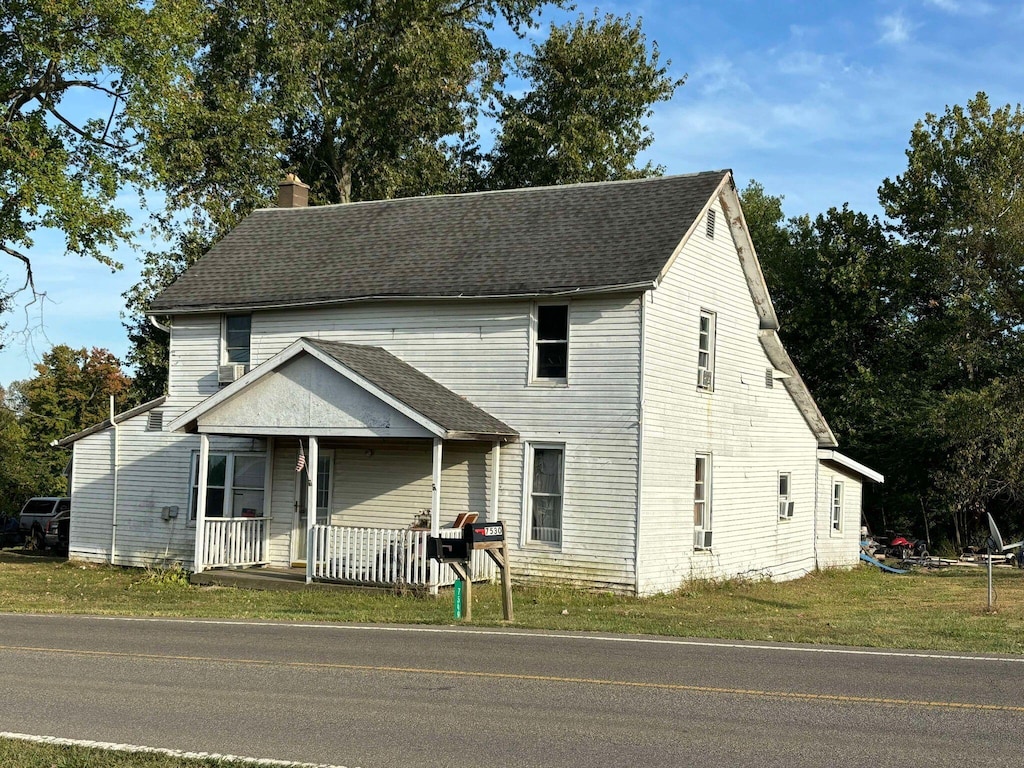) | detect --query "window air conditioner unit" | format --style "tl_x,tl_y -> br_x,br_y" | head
694,528 -> 713,550
698,368 -> 713,389
218,364 -> 246,385
779,500 -> 795,519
